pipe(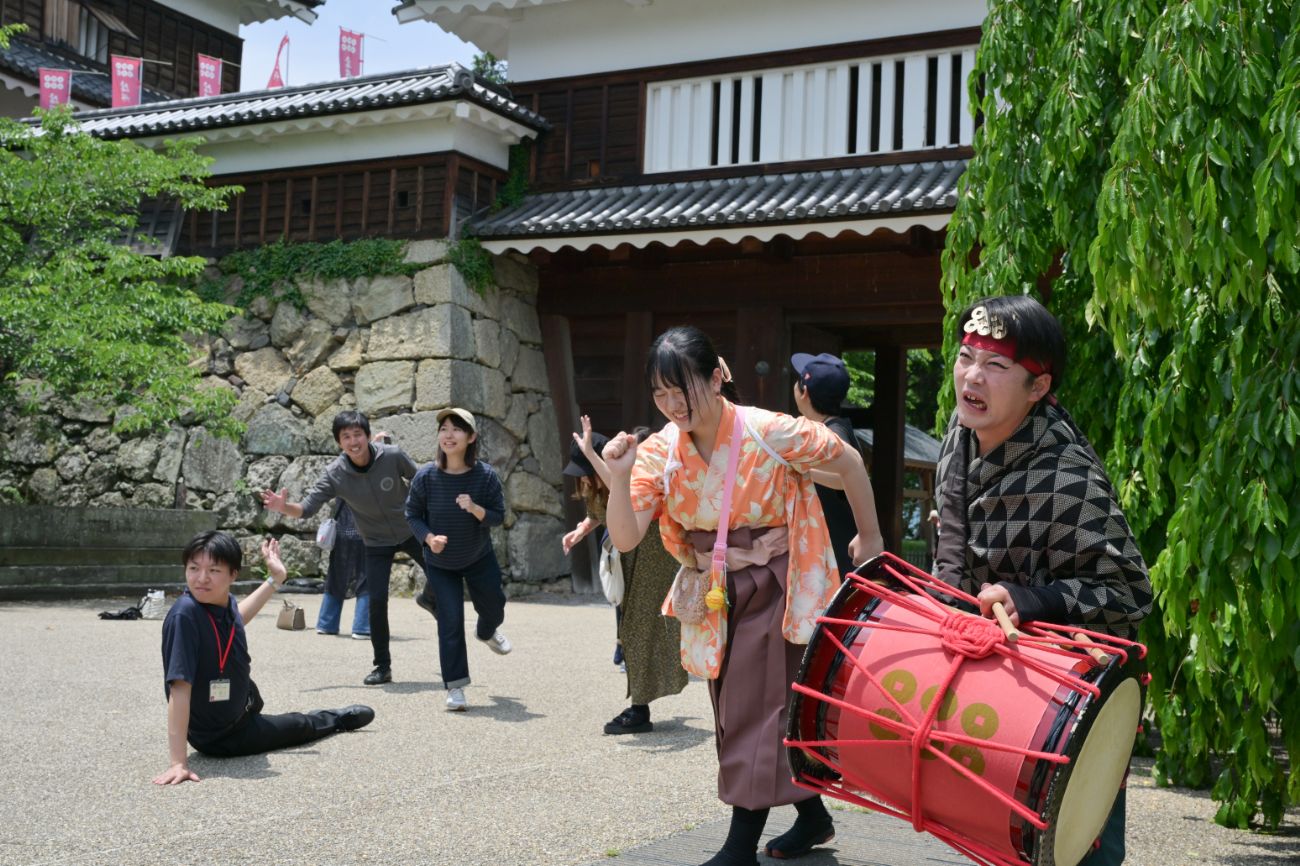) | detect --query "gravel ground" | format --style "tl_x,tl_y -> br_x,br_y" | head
0,595 -> 1294,866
